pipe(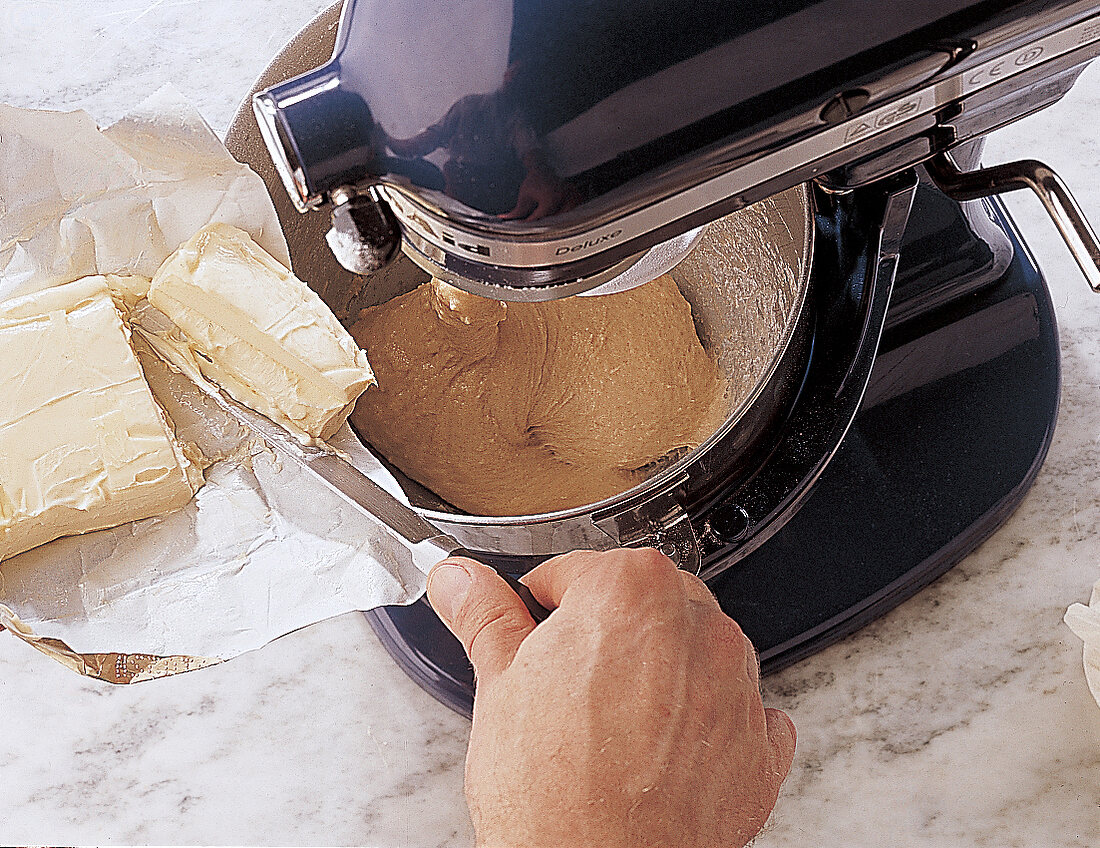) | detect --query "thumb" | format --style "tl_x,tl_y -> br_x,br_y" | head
426,557 -> 537,683
764,708 -> 797,781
